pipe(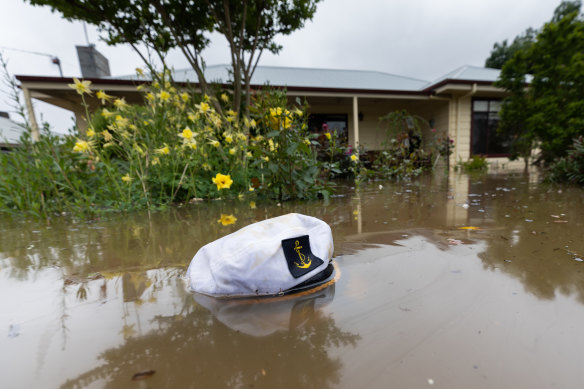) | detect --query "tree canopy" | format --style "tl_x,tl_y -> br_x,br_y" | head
26,0 -> 321,116
495,0 -> 584,165
484,28 -> 537,69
